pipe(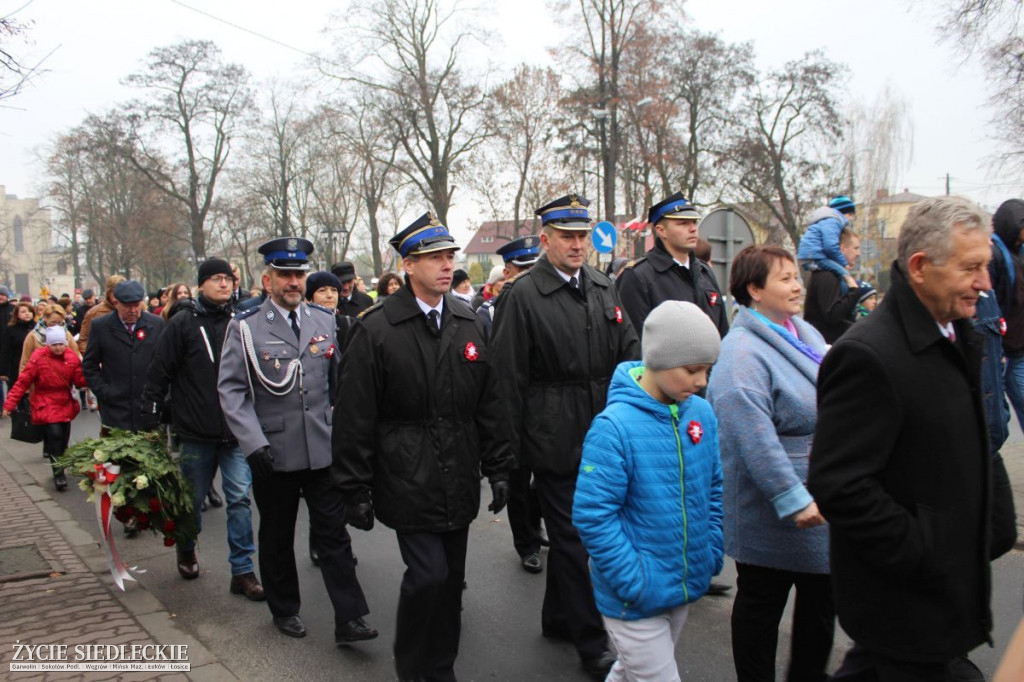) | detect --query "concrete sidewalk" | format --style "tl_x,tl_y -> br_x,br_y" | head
0,433 -> 237,681
1000,440 -> 1024,549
